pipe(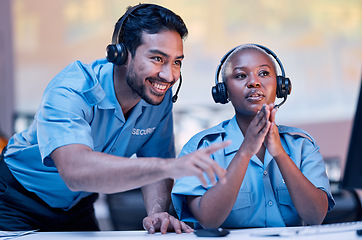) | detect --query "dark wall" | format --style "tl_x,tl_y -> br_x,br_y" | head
0,0 -> 14,138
